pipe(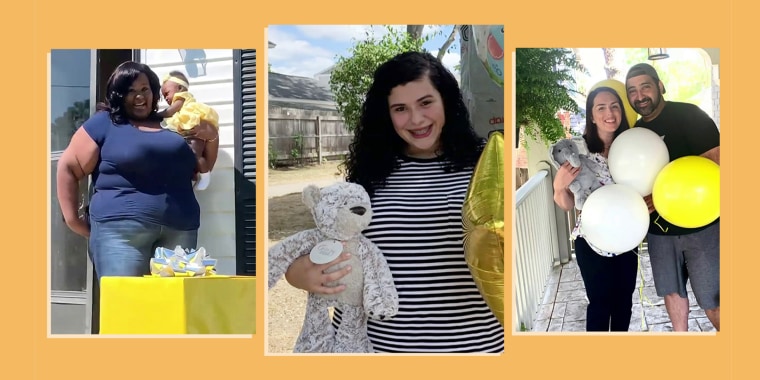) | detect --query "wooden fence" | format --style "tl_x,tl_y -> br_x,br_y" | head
268,113 -> 353,166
